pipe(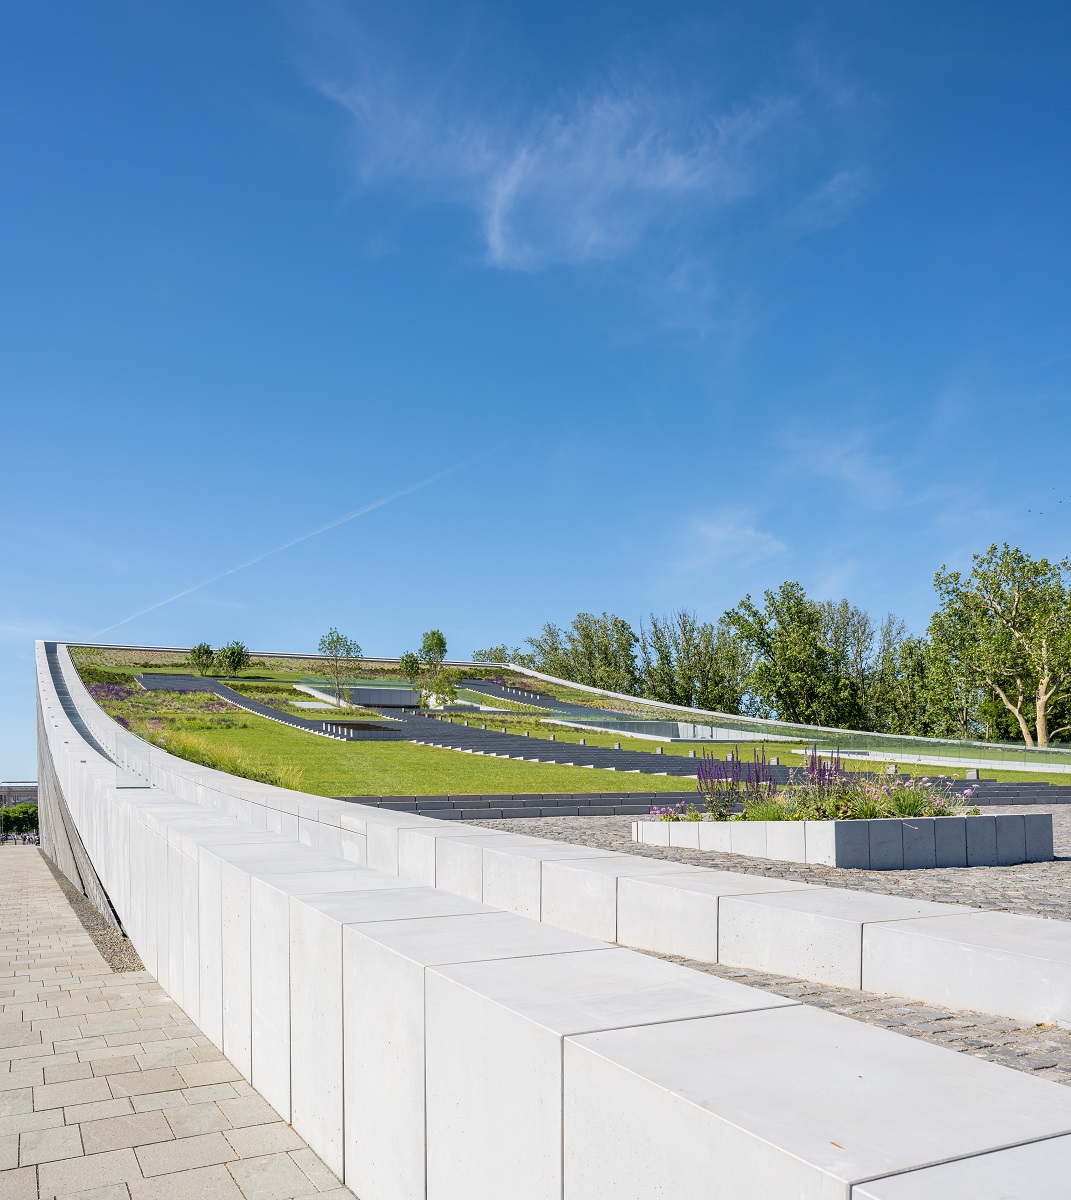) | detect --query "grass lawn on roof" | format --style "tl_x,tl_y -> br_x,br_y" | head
174,714 -> 700,797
